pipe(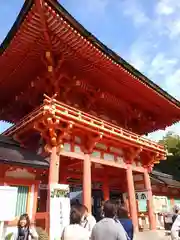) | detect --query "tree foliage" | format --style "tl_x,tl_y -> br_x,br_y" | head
159,131 -> 180,156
